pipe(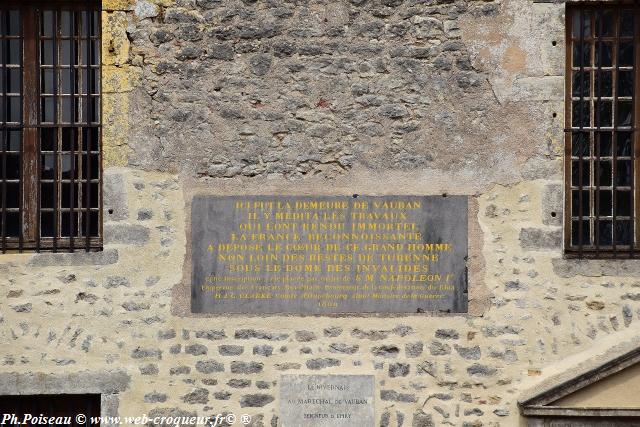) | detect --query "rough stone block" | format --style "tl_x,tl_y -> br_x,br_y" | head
195,329 -> 226,340
306,358 -> 340,370
405,342 -> 424,357
219,345 -> 244,356
542,183 -> 563,226
182,388 -> 209,404
0,370 -> 130,394
519,227 -> 562,250
328,343 -> 359,354
380,390 -> 417,403
28,249 -> 118,267
104,223 -> 150,245
240,394 -> 275,408
103,173 -> 128,221
253,345 -> 273,357
231,361 -> 264,374
389,363 -> 410,377
552,258 -> 640,278
195,360 -> 224,374
185,344 -> 208,356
